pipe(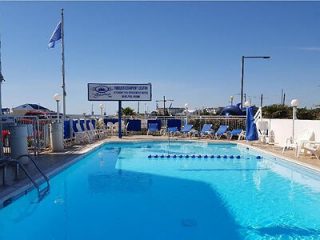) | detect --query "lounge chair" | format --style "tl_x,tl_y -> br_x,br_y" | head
147,123 -> 159,135
167,127 -> 179,136
84,121 -> 97,141
226,129 -> 244,140
106,122 -> 115,135
213,125 -> 229,139
193,124 -> 213,137
256,120 -> 269,143
89,121 -> 106,139
283,130 -> 315,156
301,142 -> 320,160
112,121 -> 128,135
201,124 -> 214,137
74,122 -> 91,144
180,124 -> 193,137
167,119 -> 181,134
